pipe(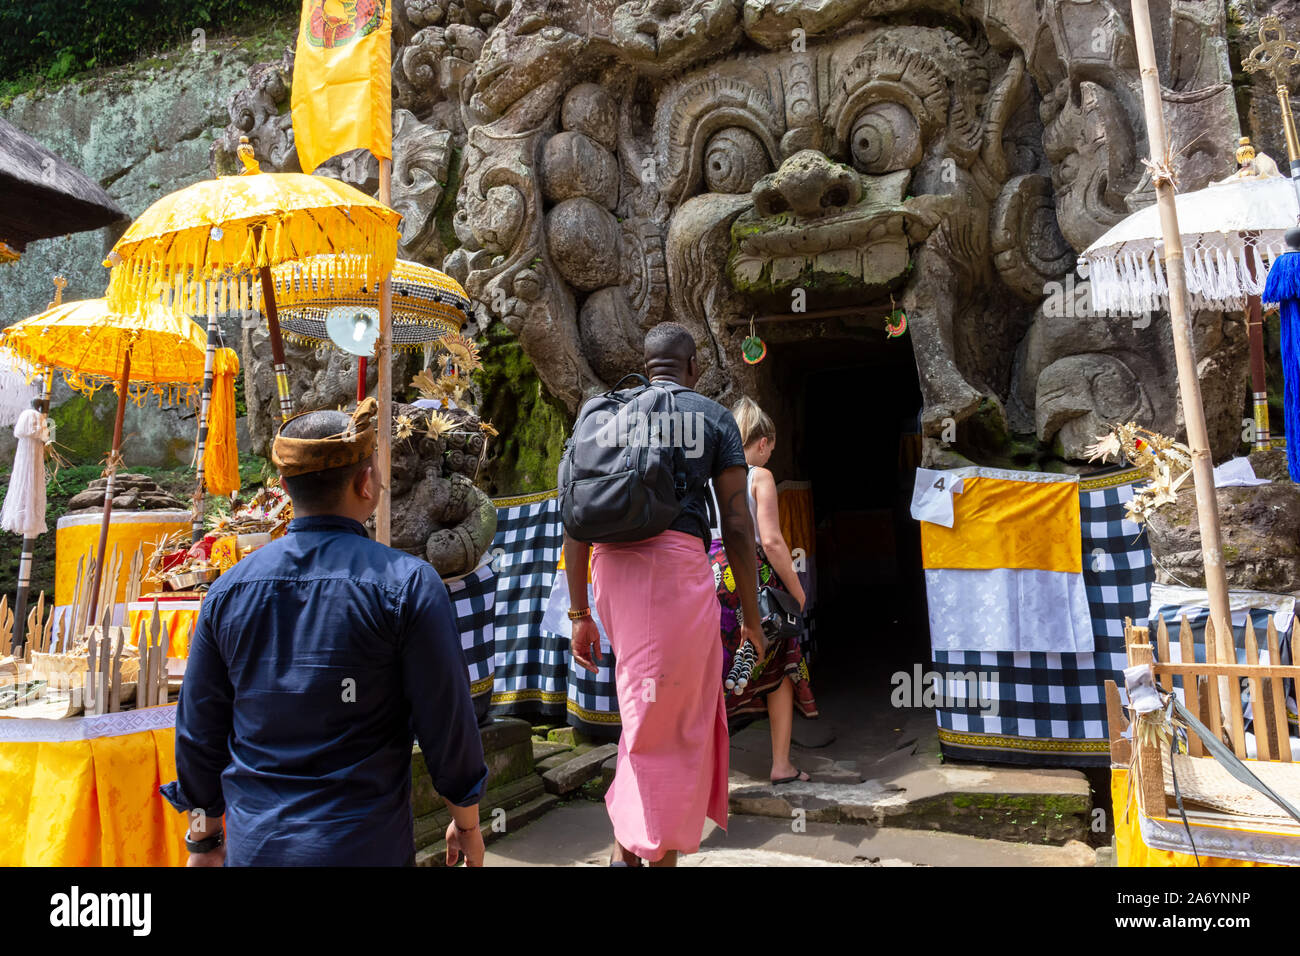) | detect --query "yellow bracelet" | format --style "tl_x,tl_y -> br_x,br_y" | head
567,606 -> 592,621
